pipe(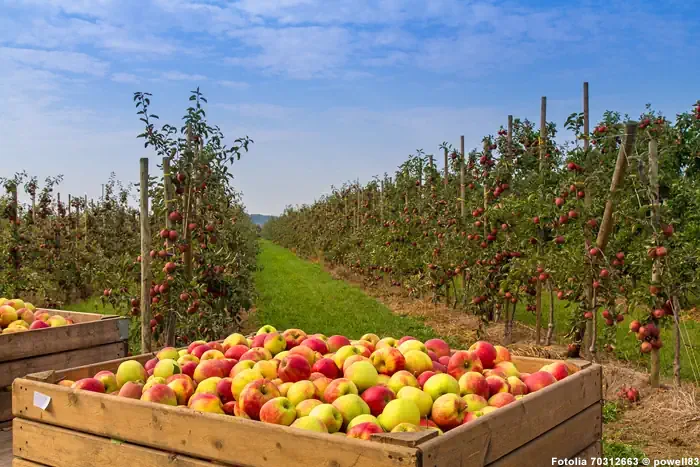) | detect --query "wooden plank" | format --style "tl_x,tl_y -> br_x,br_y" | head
13,459 -> 48,467
0,342 -> 128,388
12,419 -> 215,467
0,318 -> 129,363
571,440 -> 602,460
12,379 -> 419,467
418,364 -> 602,467
487,403 -> 602,466
40,310 -> 108,324
0,427 -> 12,466
1,392 -> 11,423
